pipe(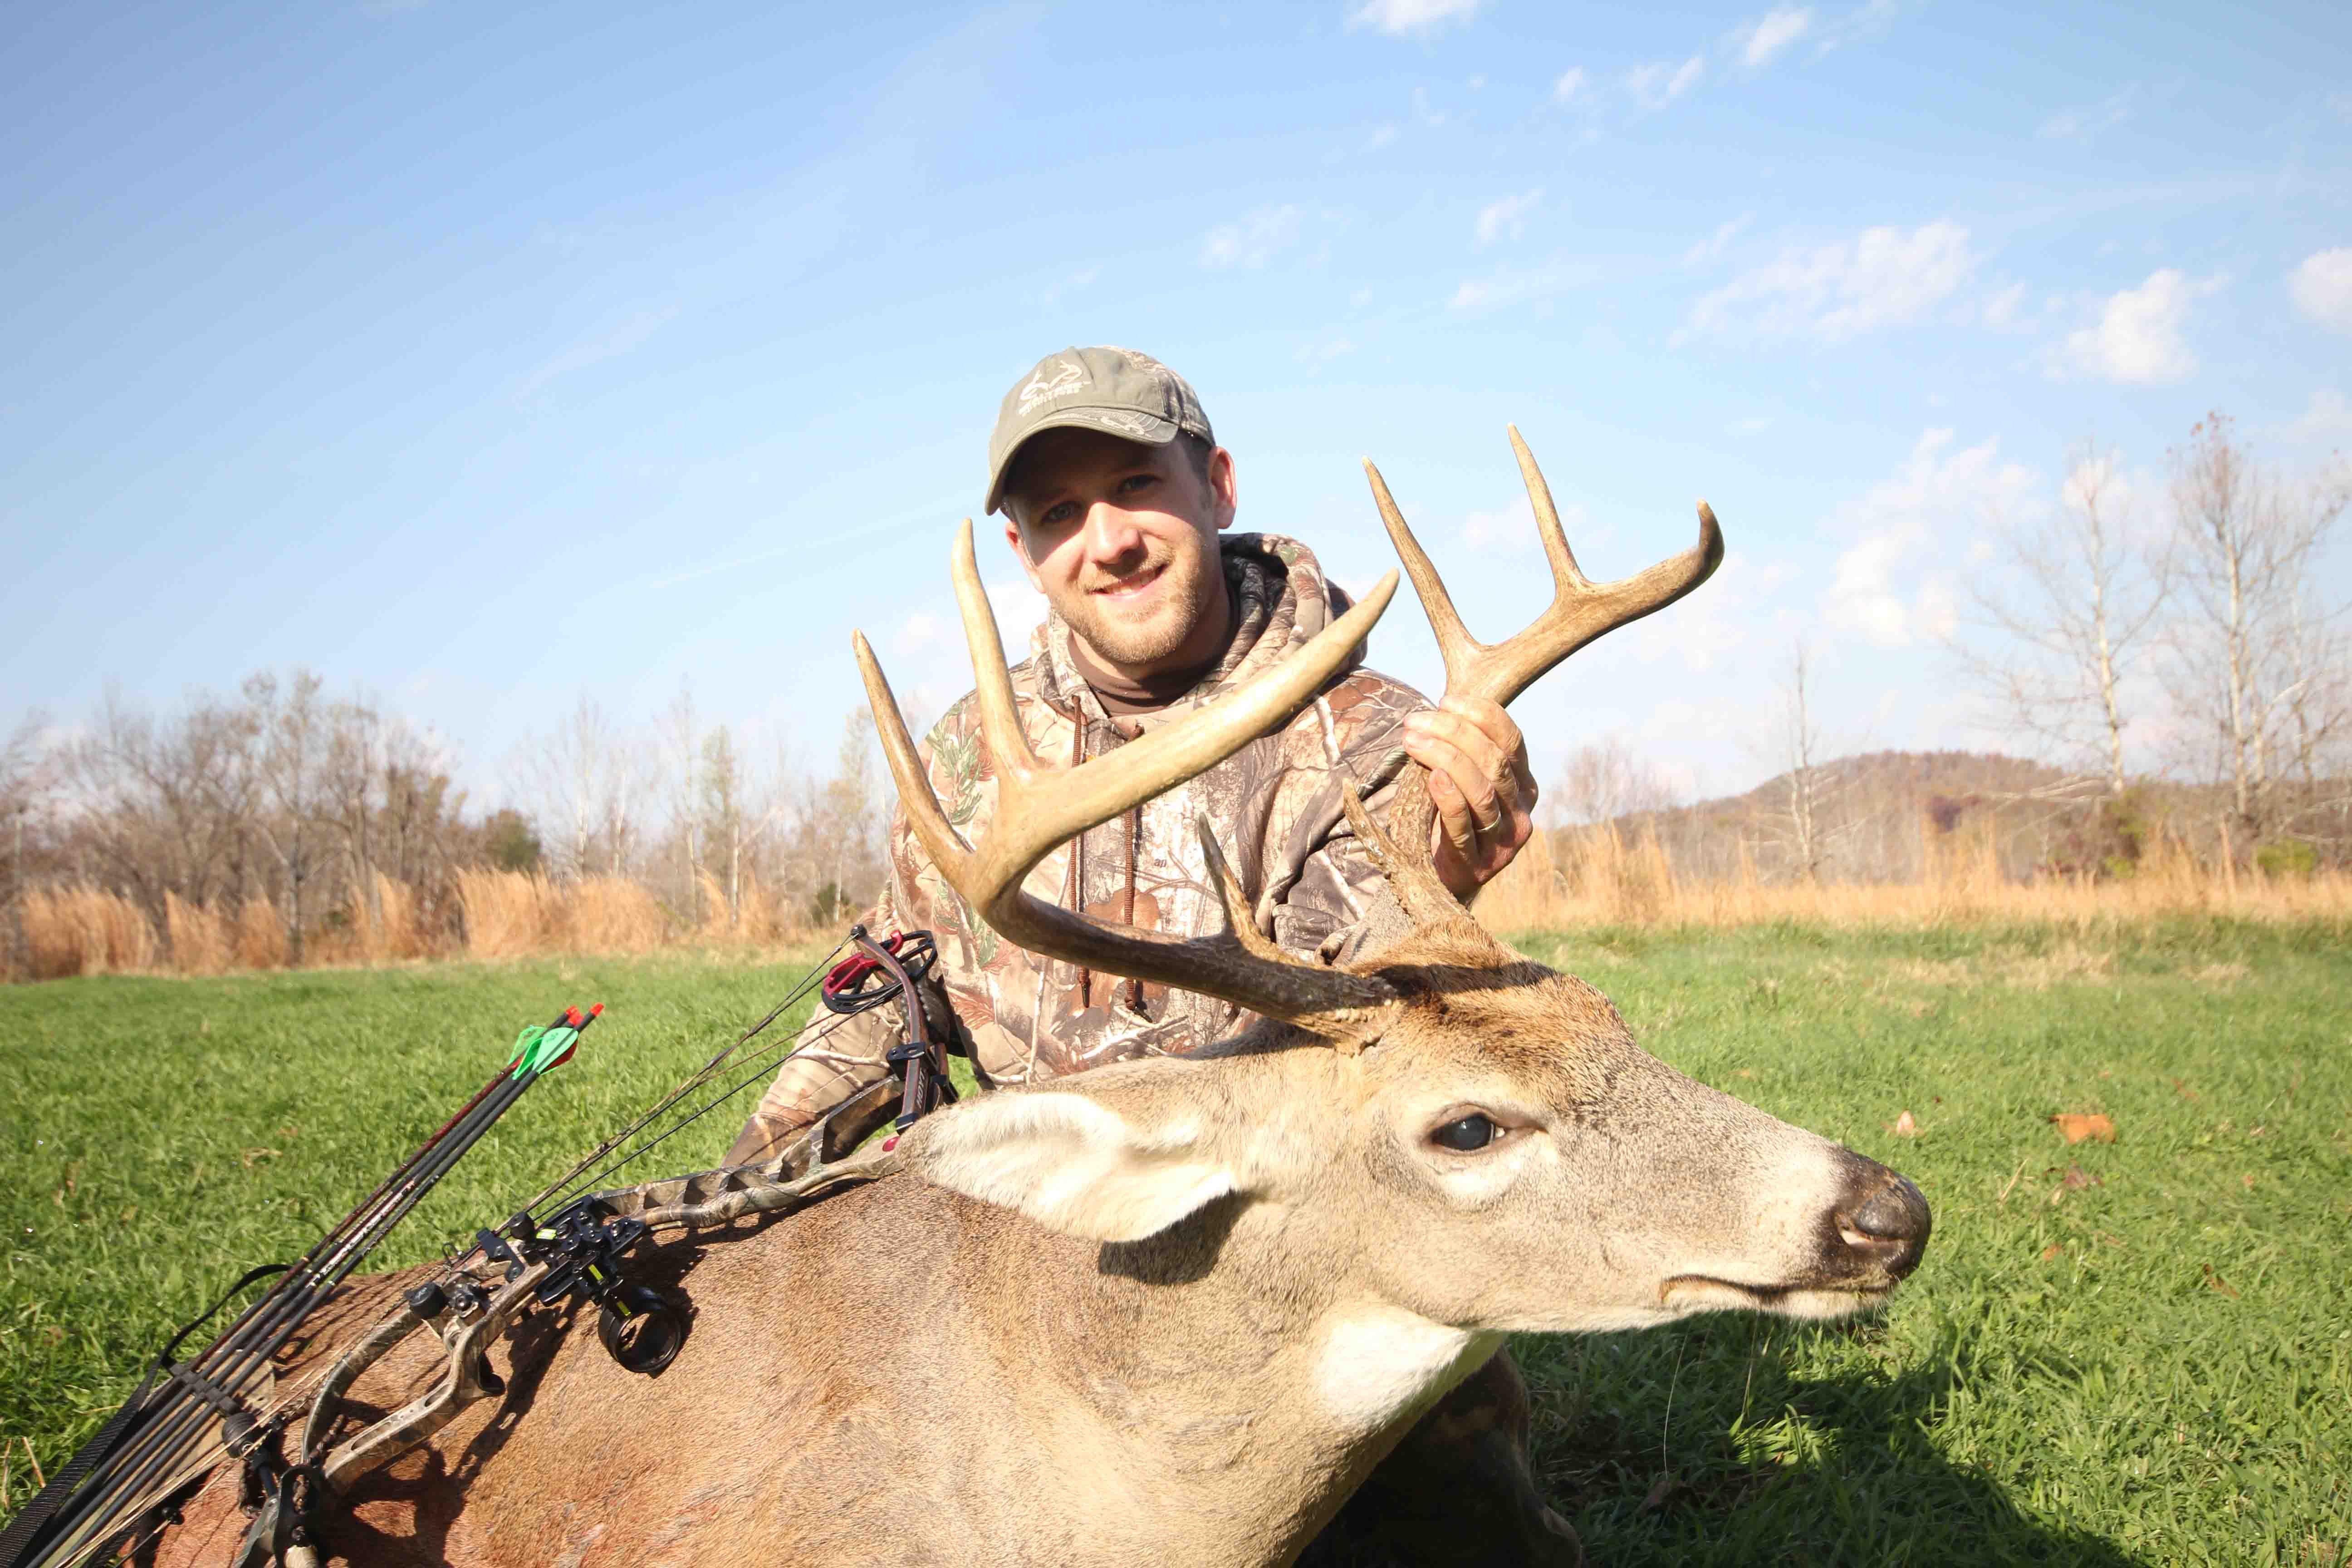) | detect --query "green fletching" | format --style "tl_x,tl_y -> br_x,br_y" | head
507,1023 -> 579,1079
